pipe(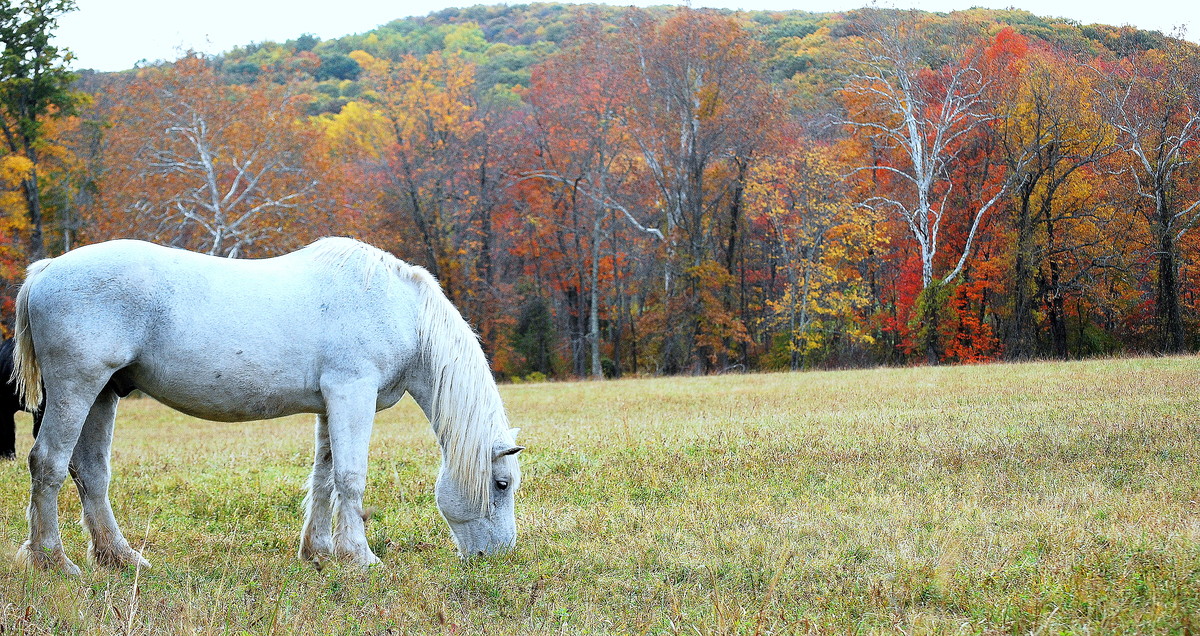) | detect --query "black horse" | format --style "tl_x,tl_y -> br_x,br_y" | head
1,338 -> 42,459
